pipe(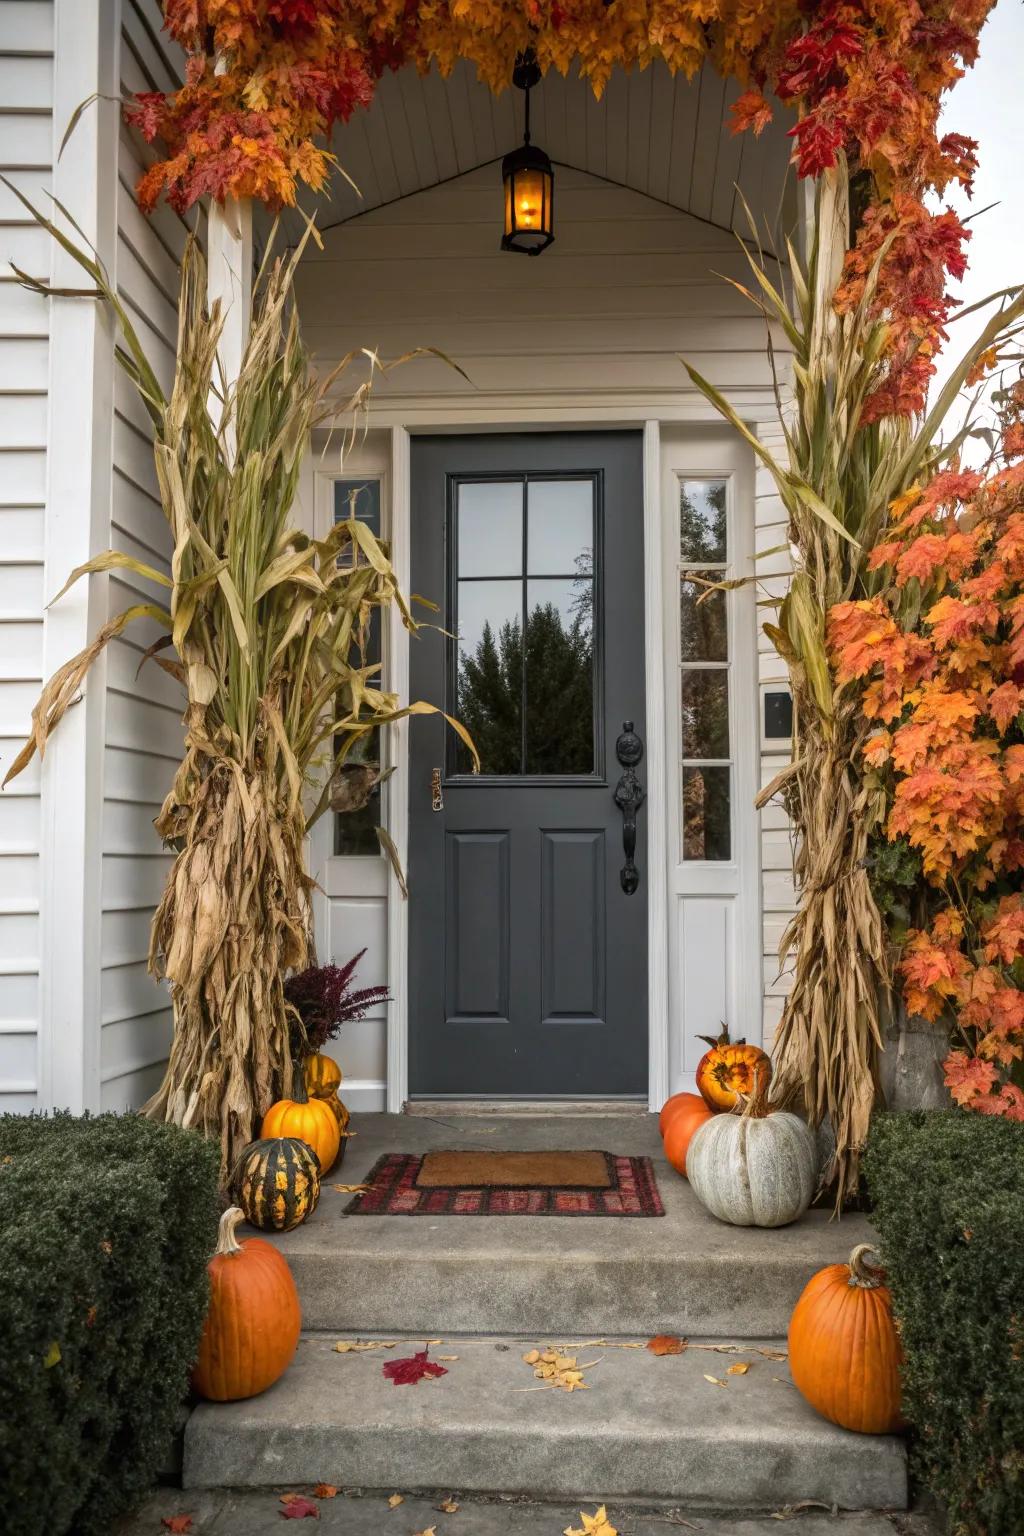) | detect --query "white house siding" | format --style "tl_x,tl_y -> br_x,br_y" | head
295,163 -> 793,1105
99,0 -> 191,1111
0,0 -> 54,1111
